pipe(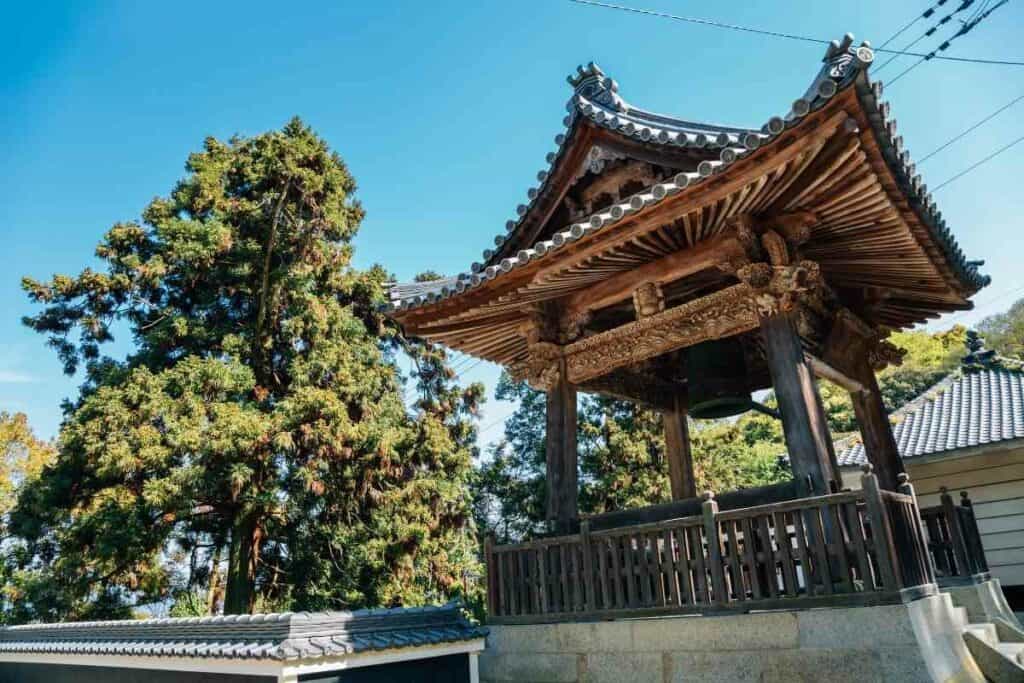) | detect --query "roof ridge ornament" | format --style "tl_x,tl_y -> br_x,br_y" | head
567,61 -> 626,112
801,34 -> 874,104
